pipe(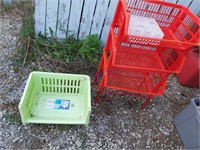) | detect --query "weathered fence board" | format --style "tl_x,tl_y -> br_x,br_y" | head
46,0 -> 59,36
35,0 -> 46,36
68,0 -> 84,38
79,0 -> 97,39
177,0 -> 192,7
100,0 -> 118,44
57,0 -> 71,38
189,0 -> 200,16
90,0 -> 110,36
